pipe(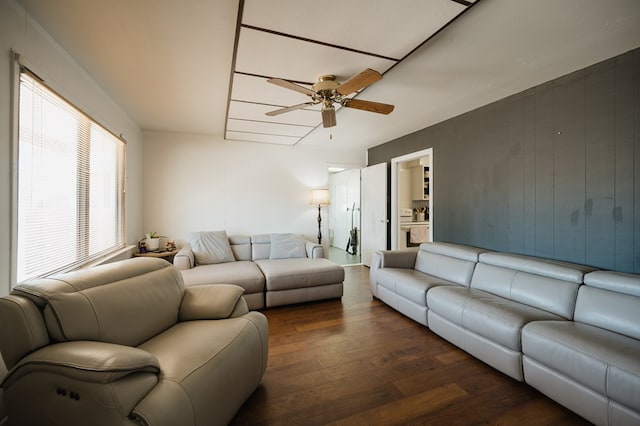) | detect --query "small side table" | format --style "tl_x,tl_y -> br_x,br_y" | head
133,249 -> 179,263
